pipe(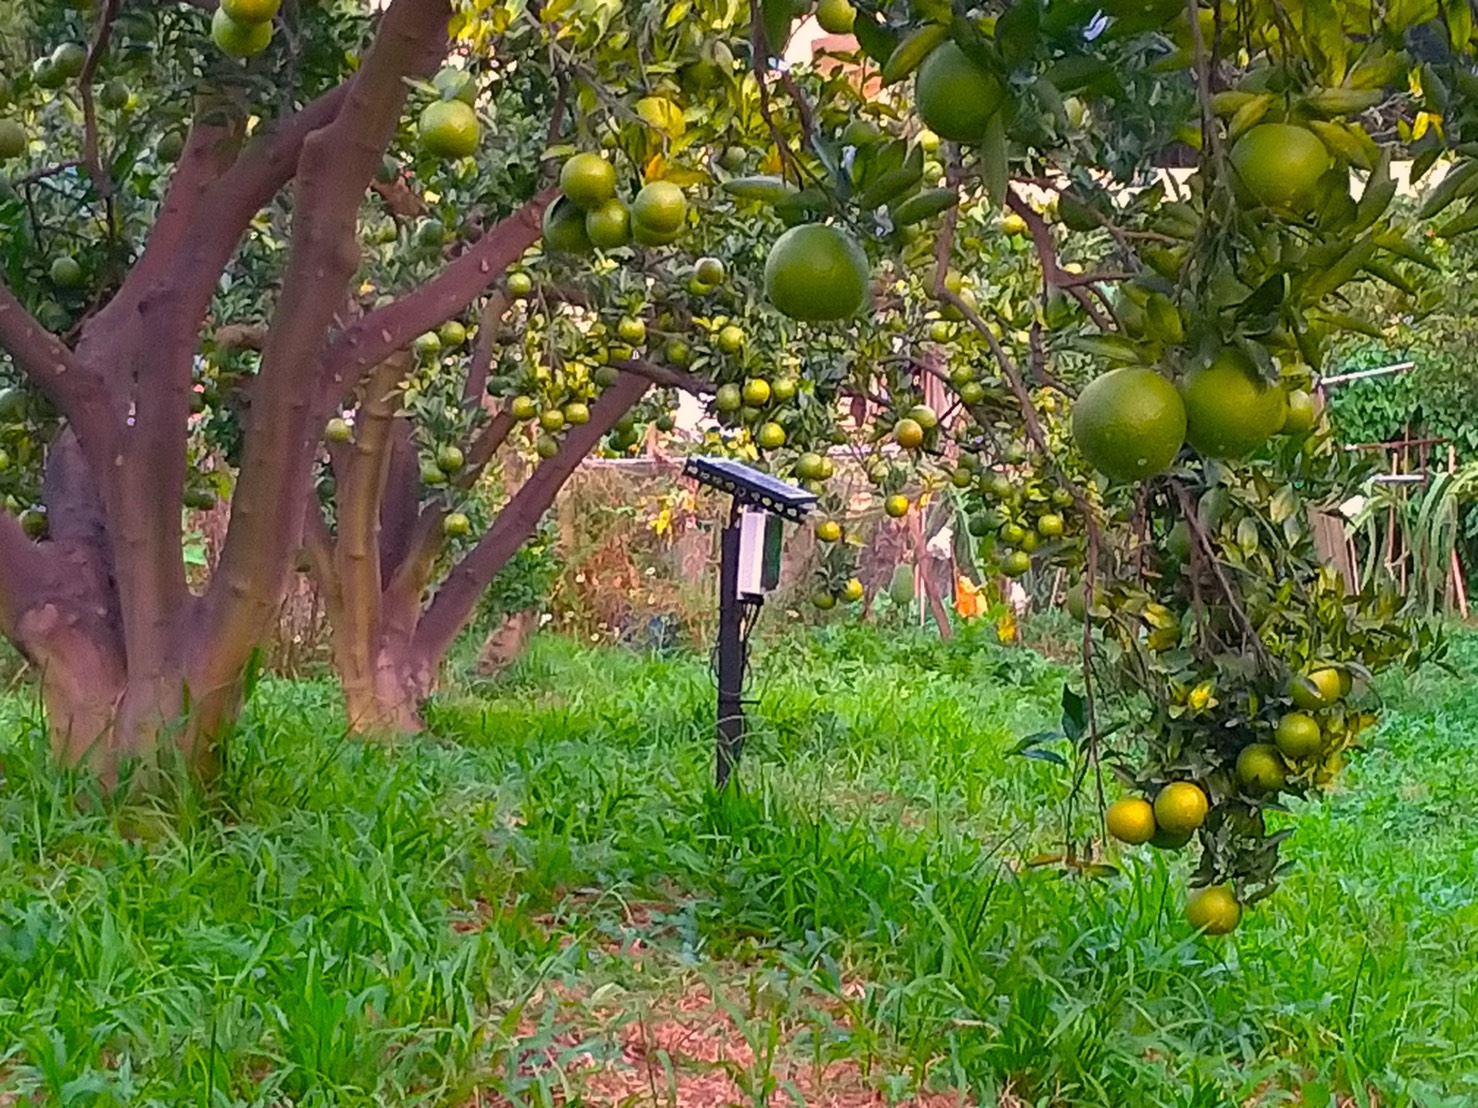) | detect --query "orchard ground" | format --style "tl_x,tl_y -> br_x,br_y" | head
0,621 -> 1476,1105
